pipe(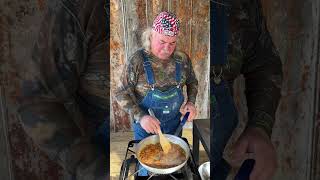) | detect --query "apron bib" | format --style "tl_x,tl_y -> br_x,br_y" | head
133,50 -> 184,139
